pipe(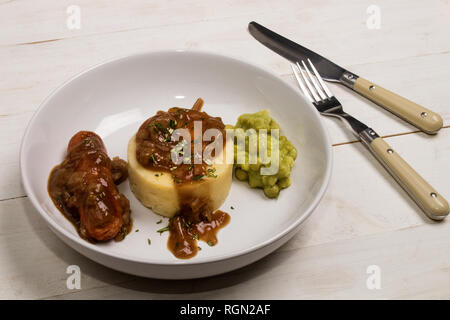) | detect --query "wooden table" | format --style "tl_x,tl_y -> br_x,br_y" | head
1,0 -> 449,299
